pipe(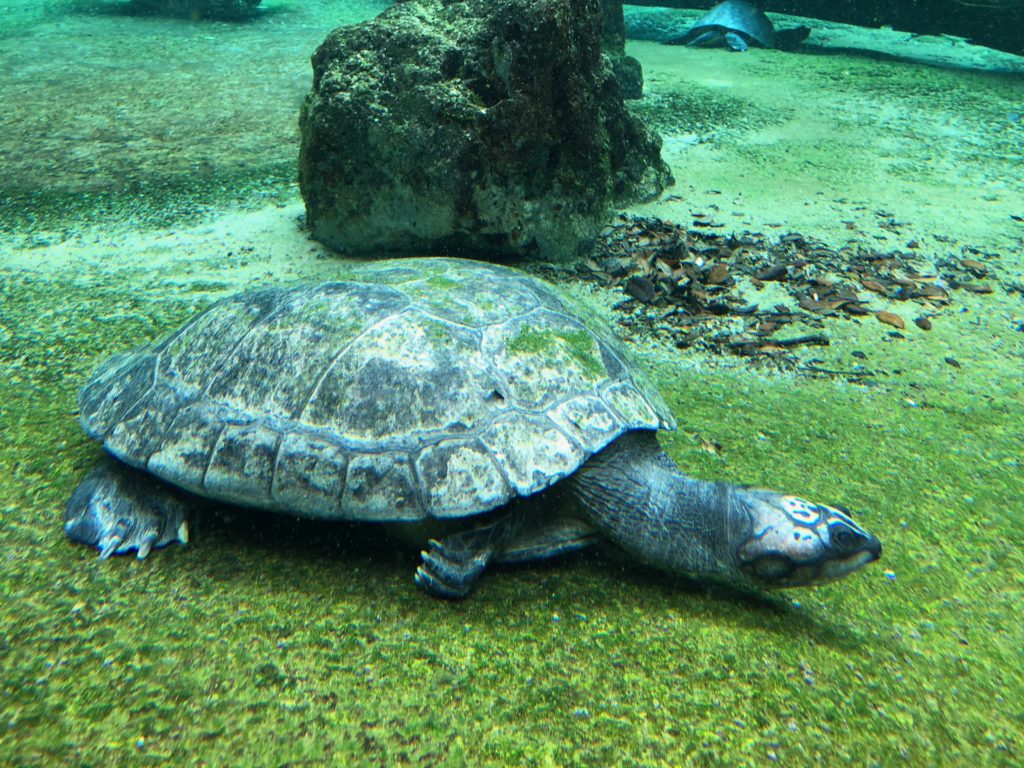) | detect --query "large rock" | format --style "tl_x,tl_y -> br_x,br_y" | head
299,0 -> 672,261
